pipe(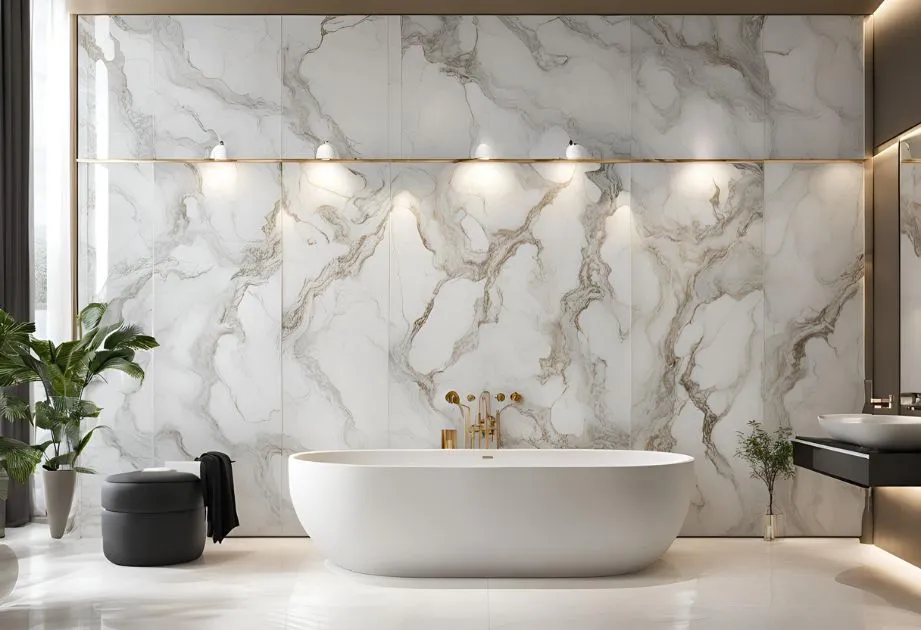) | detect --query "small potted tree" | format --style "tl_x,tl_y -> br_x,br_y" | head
0,303 -> 158,539
736,420 -> 795,541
